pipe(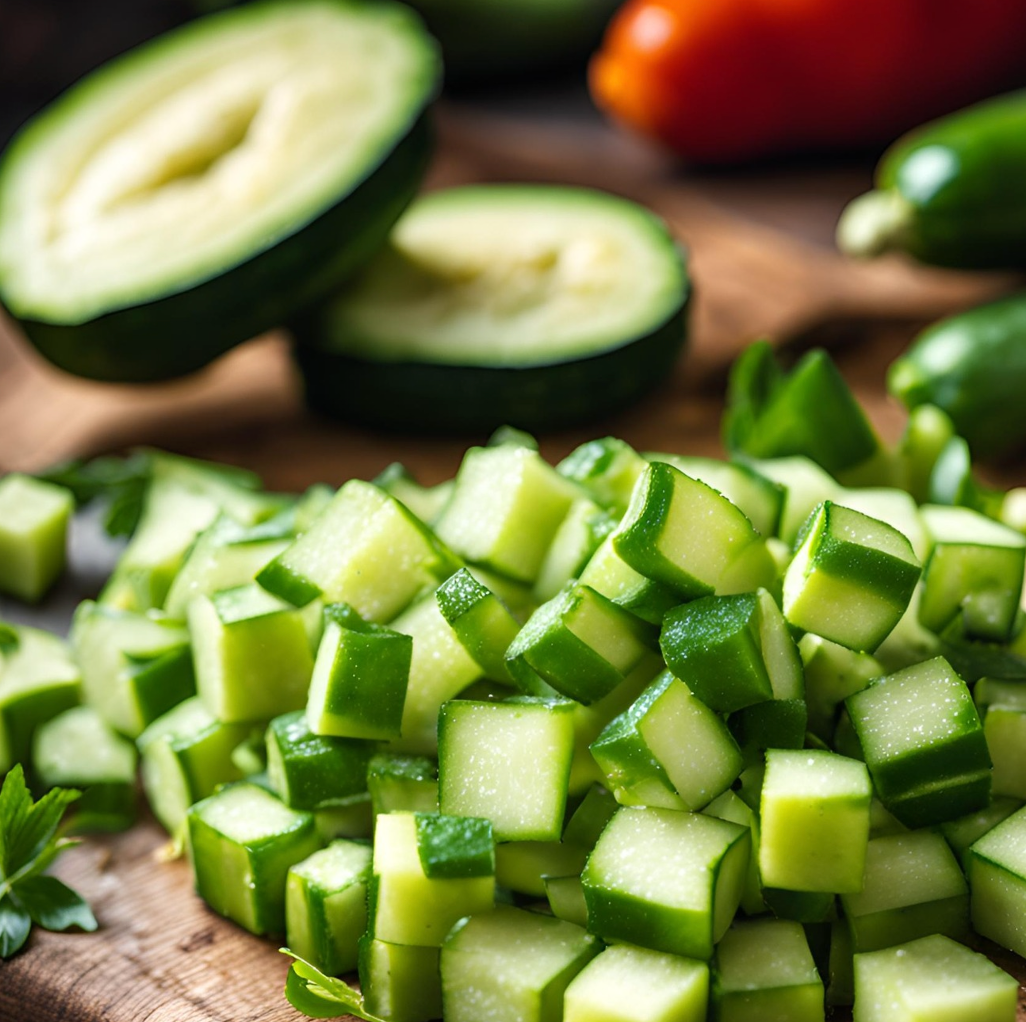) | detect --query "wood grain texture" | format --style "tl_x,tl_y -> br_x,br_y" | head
3,93 -> 1026,1022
